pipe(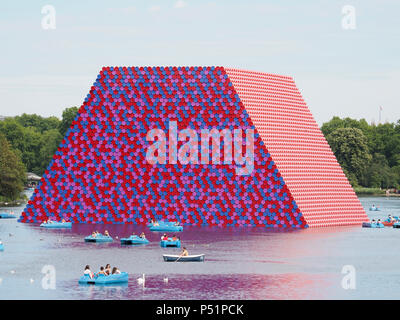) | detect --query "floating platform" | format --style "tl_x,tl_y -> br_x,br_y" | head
163,254 -> 205,262
78,272 -> 128,284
